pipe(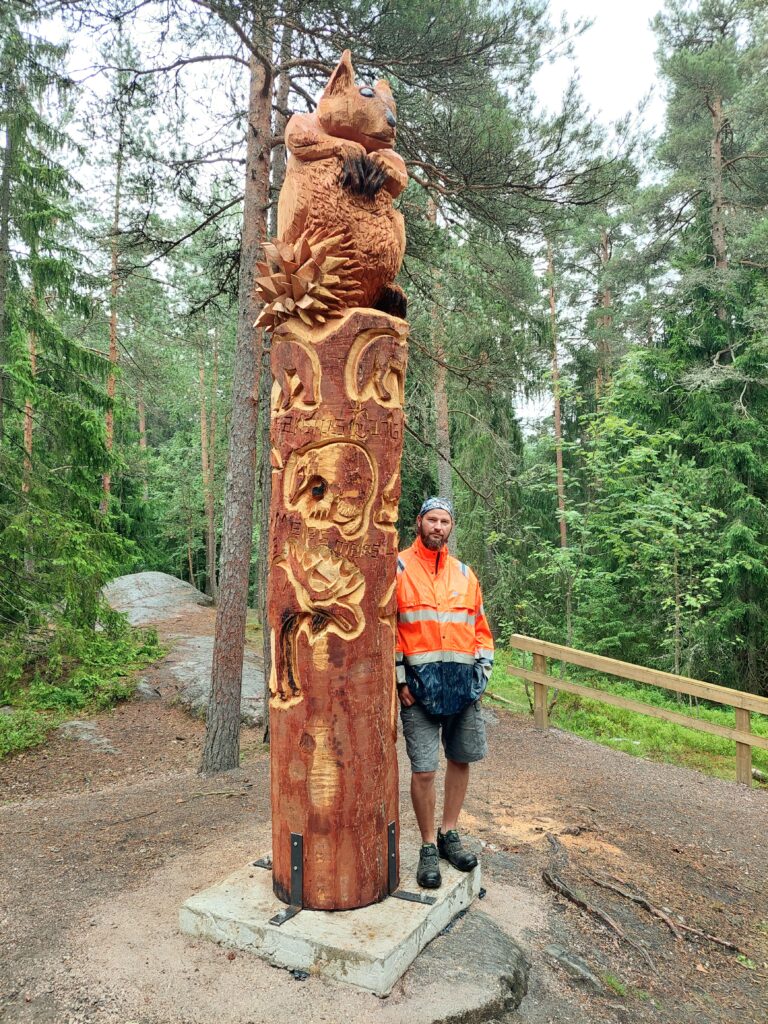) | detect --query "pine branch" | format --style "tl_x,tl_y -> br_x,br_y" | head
404,422 -> 489,501
97,54 -> 250,76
